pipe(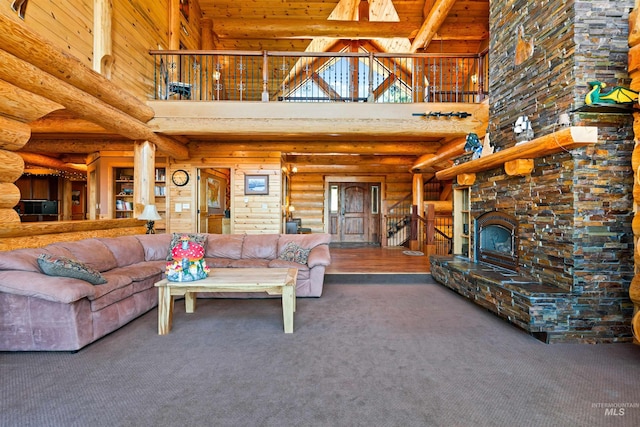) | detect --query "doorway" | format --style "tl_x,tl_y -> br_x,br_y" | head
328,182 -> 381,244
196,168 -> 230,233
